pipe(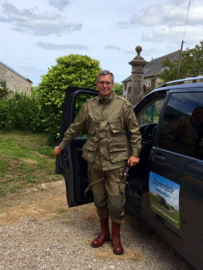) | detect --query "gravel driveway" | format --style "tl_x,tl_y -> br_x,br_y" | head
0,181 -> 195,270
